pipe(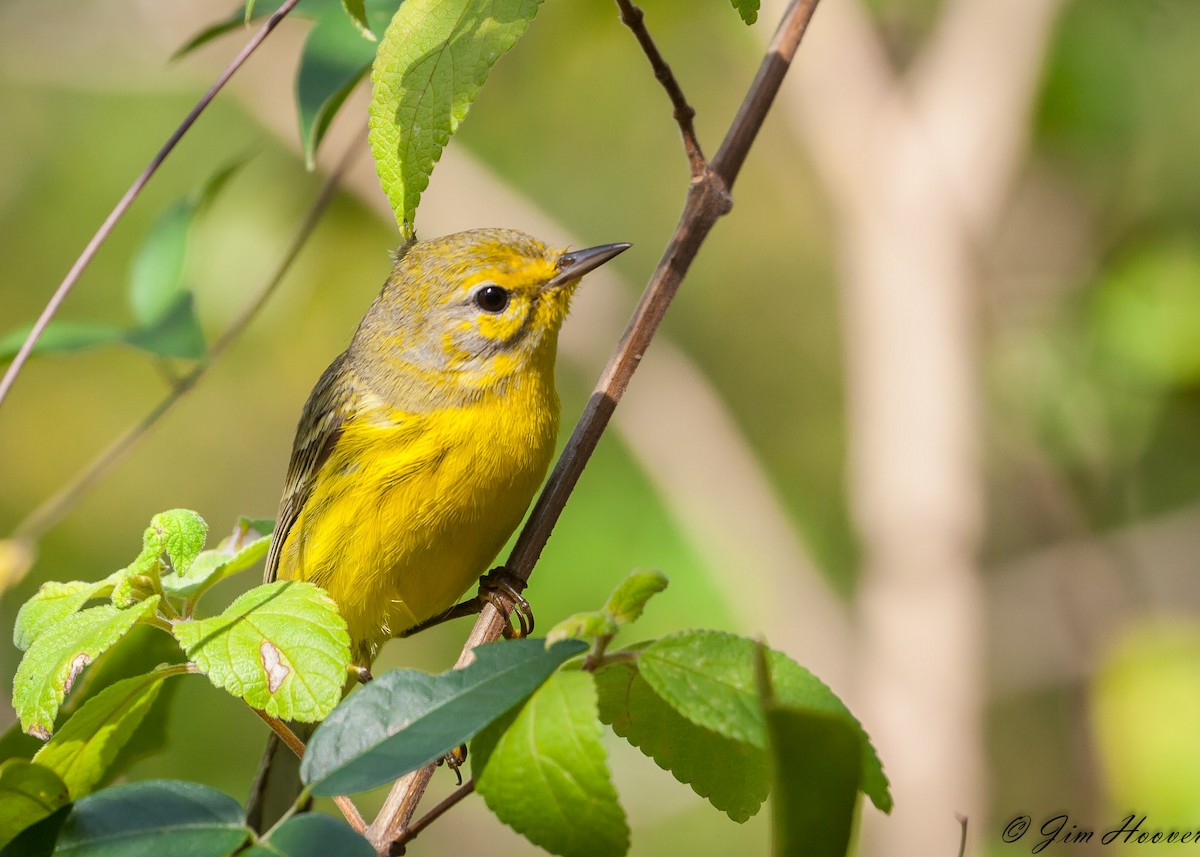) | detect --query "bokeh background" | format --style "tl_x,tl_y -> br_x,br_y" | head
2,0 -> 1199,854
